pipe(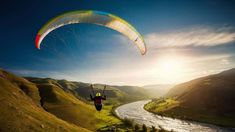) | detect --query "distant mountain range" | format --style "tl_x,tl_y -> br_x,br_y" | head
143,84 -> 174,97
145,68 -> 235,127
25,77 -> 155,104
